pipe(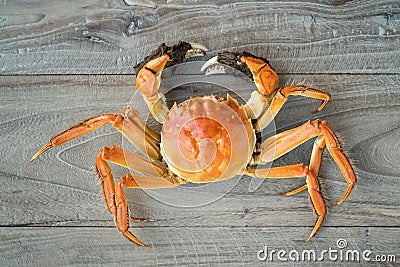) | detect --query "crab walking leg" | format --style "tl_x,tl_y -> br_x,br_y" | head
95,145 -> 166,212
120,174 -> 186,222
96,151 -> 184,248
30,111 -> 161,162
116,174 -> 186,247
30,114 -> 118,162
277,135 -> 326,196
114,174 -> 186,247
260,120 -> 356,206
114,180 -> 151,248
254,85 -> 331,132
309,135 -> 326,176
246,164 -> 326,242
100,146 -> 166,177
112,113 -> 161,160
96,149 -> 155,219
121,173 -> 186,188
124,107 -> 161,143
276,184 -> 308,197
321,123 -> 356,207
96,150 -> 117,214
